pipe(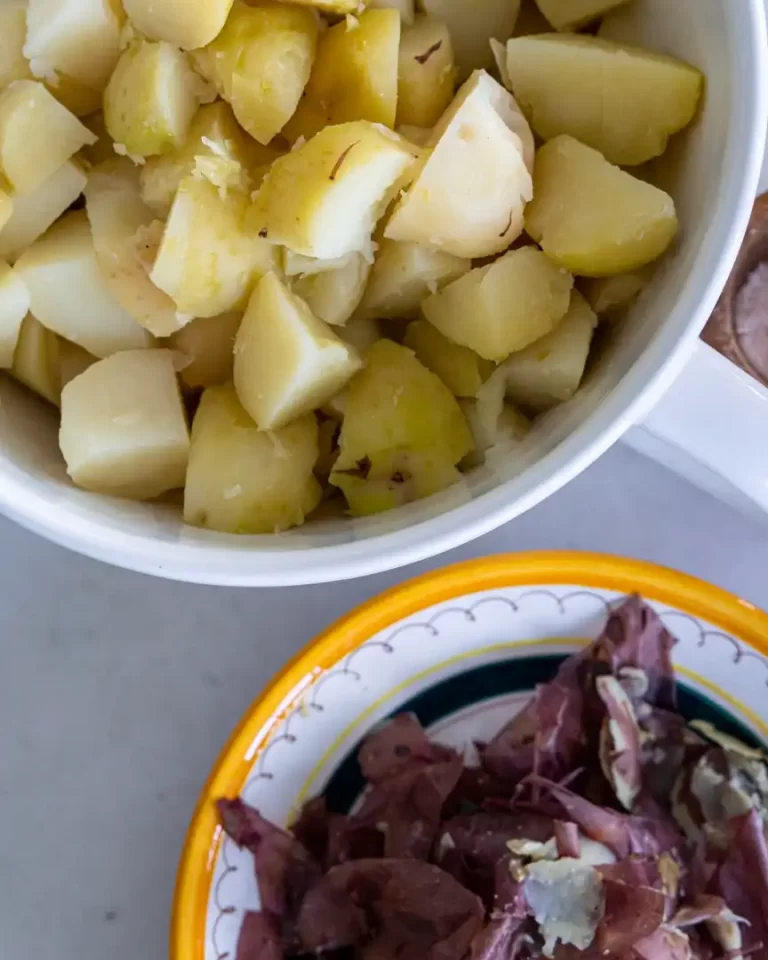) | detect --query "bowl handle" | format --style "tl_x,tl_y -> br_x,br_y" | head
623,340 -> 768,520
